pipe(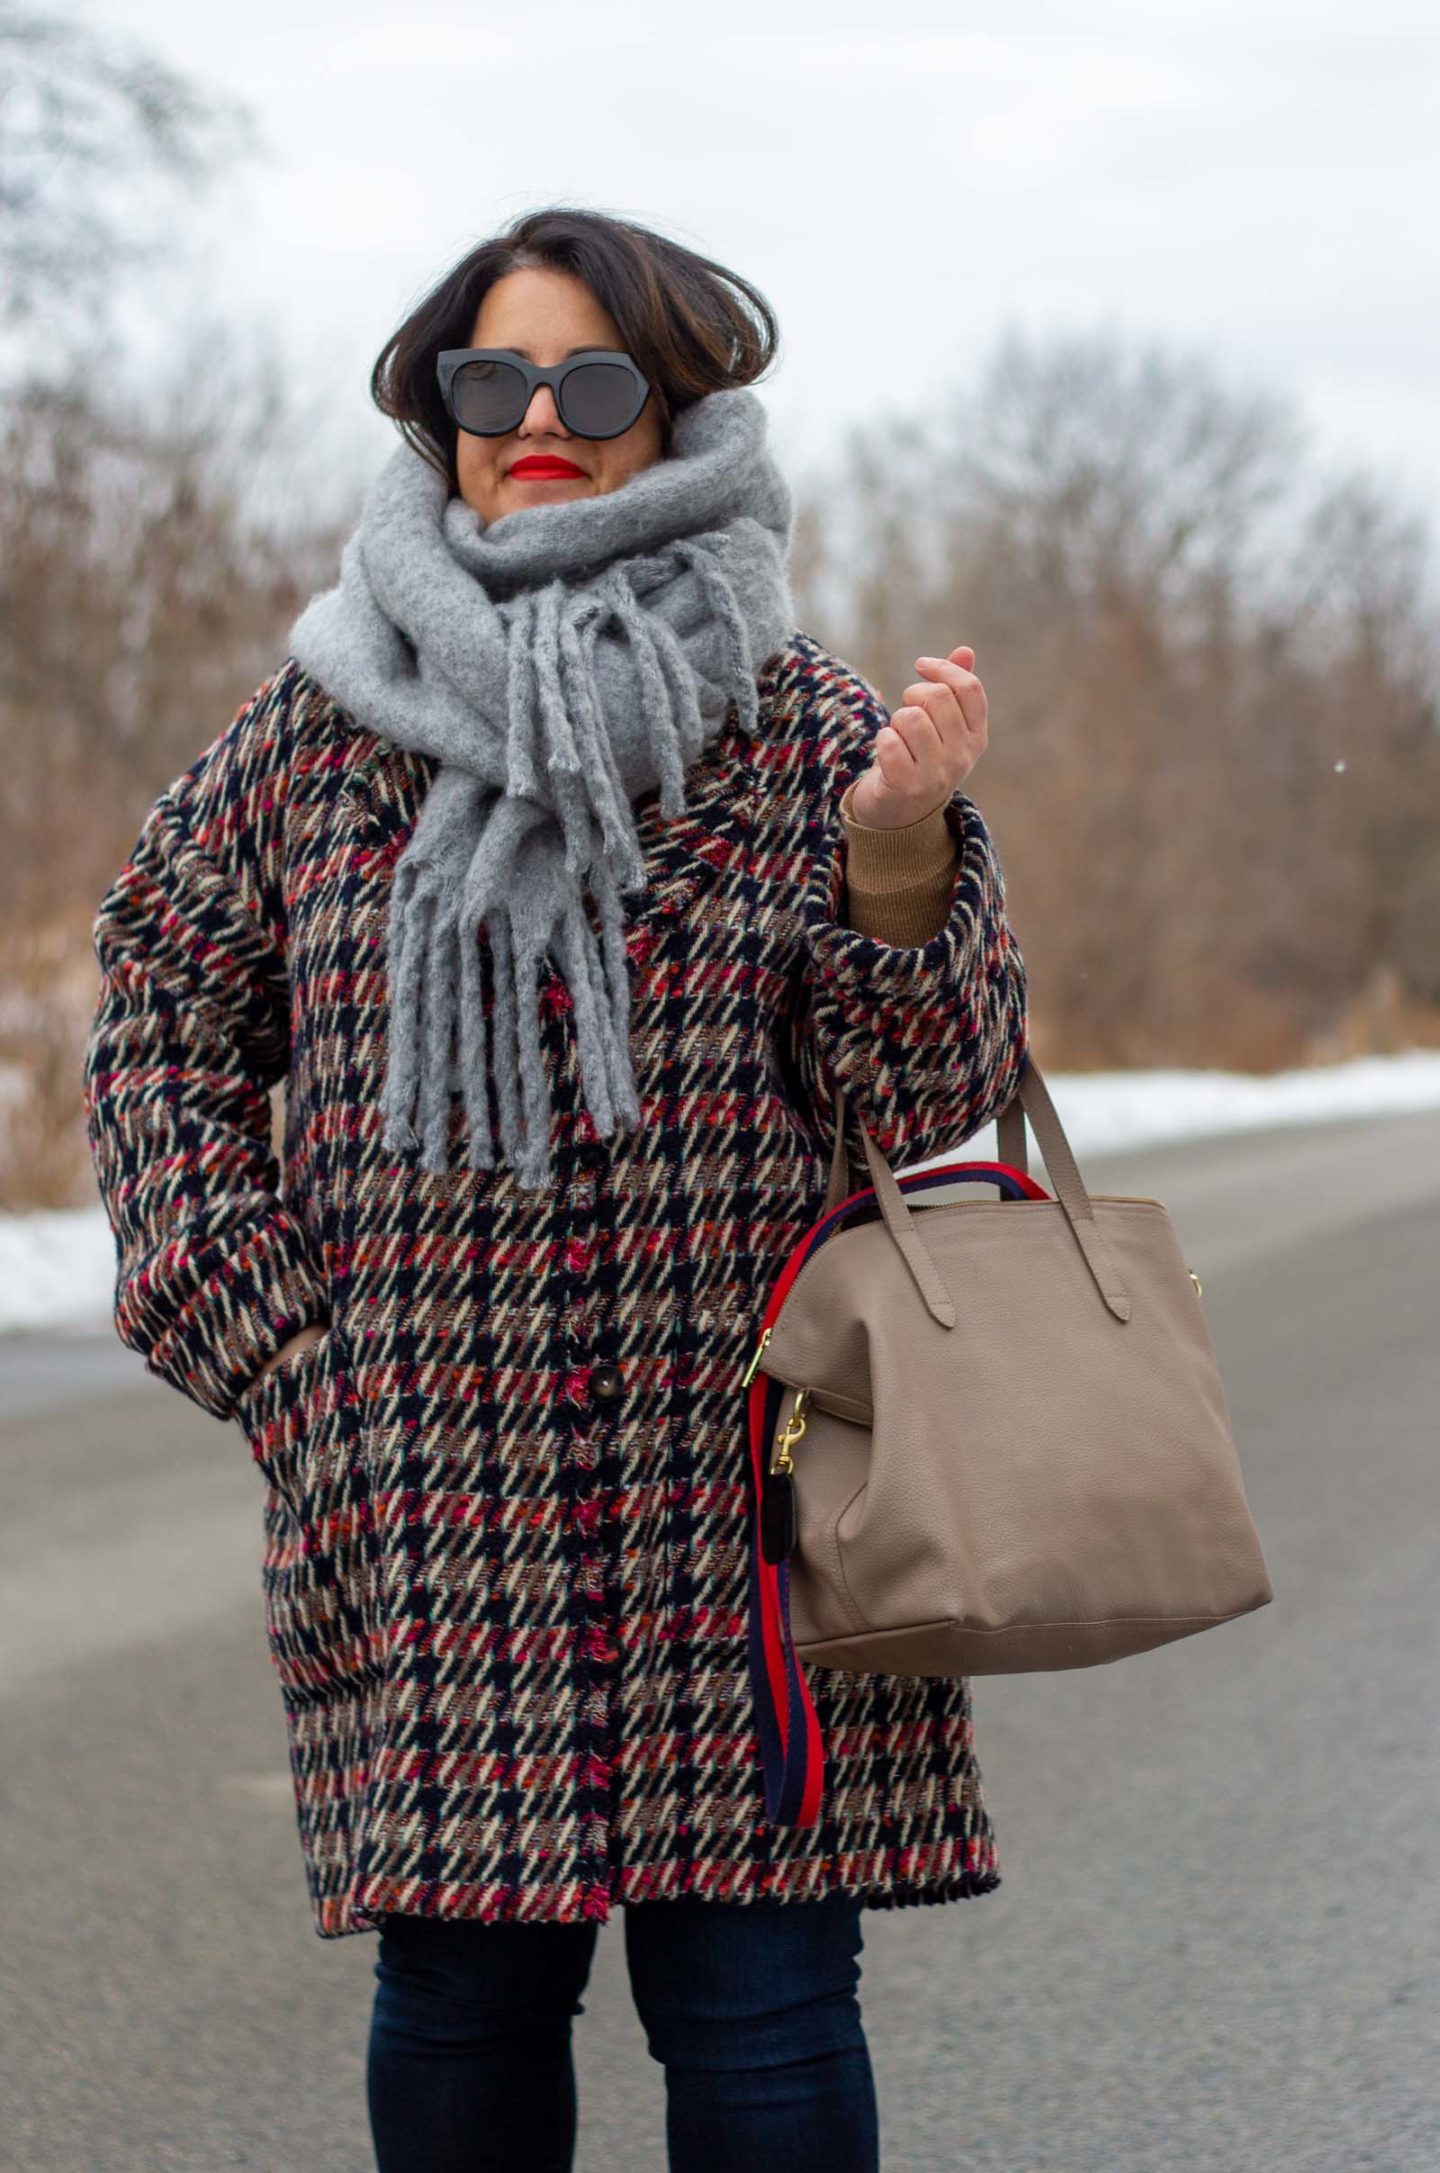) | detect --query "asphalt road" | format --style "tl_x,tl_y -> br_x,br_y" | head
3,1106 -> 1438,2172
